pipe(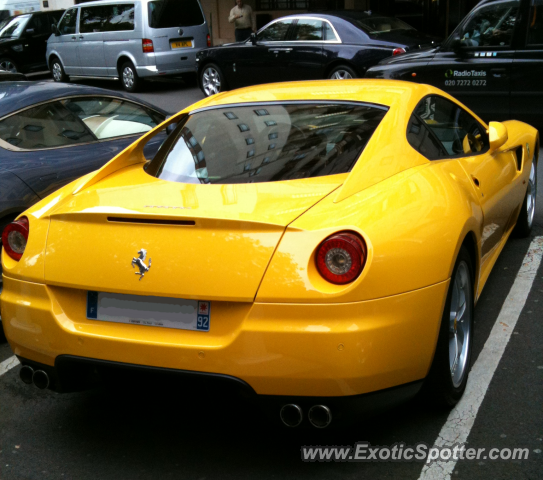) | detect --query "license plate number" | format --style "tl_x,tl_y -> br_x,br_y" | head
87,291 -> 210,332
171,40 -> 192,49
